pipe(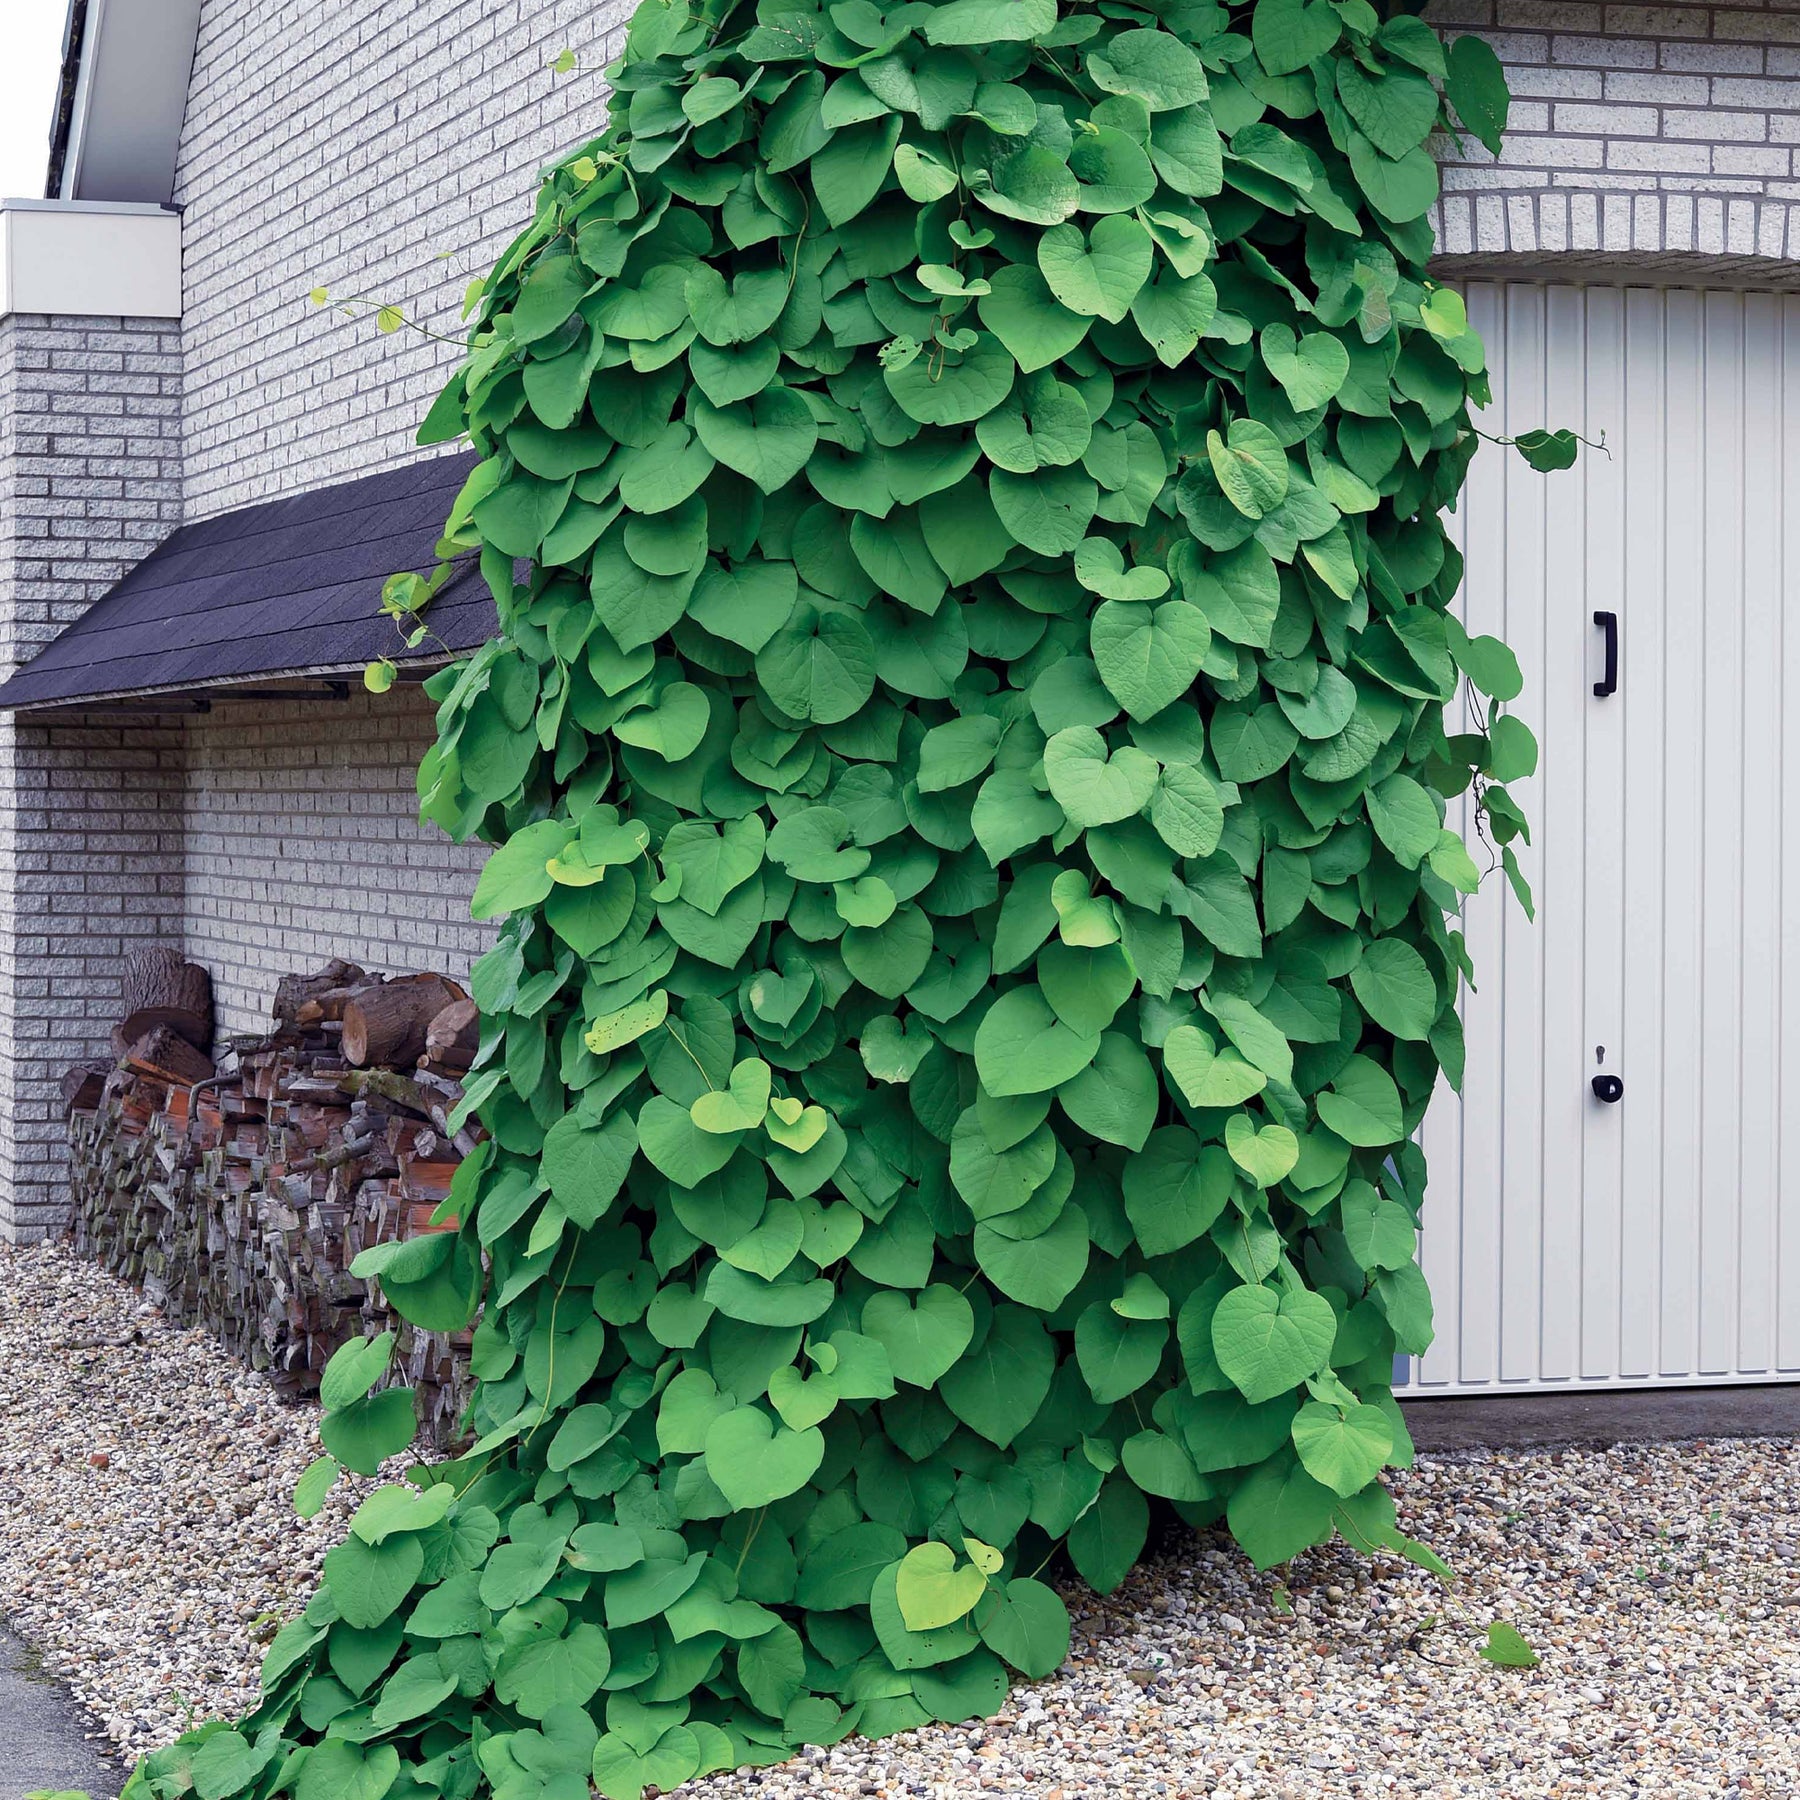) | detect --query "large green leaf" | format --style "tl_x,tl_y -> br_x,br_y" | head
973,987 -> 1102,1096
1290,1400 -> 1394,1497
692,387 -> 818,492
1210,1283 -> 1337,1404
940,1306 -> 1055,1447
704,1406 -> 827,1509
1038,216 -> 1153,322
1349,939 -> 1439,1041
